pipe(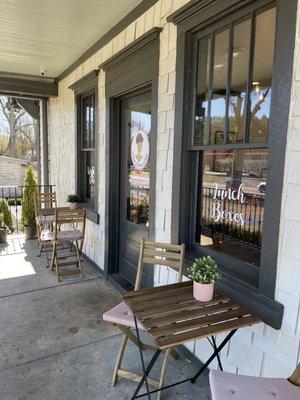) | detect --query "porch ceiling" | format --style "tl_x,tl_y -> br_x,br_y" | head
0,0 -> 142,79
